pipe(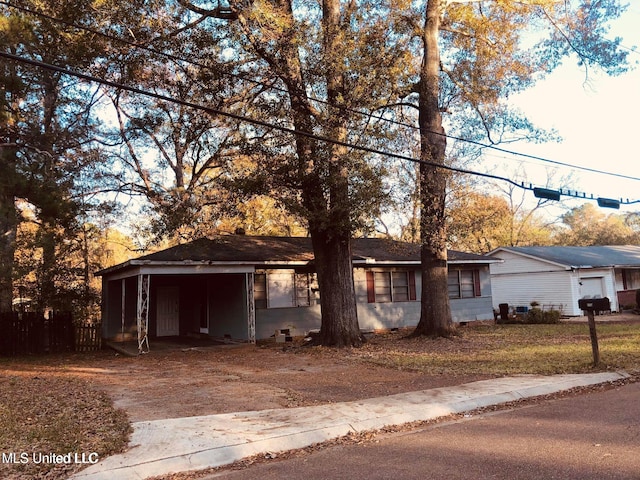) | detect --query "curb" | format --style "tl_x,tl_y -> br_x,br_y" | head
71,372 -> 629,480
